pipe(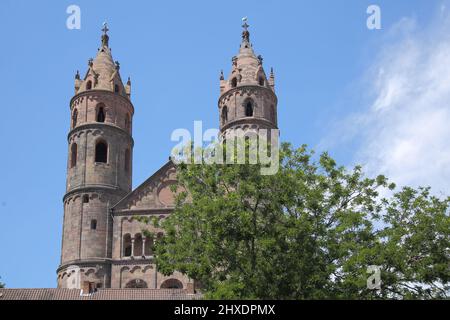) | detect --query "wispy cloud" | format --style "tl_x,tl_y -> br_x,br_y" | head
322,7 -> 450,195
